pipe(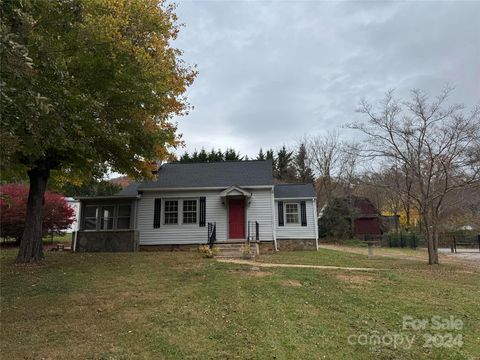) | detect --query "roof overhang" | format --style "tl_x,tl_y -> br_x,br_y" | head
75,195 -> 140,201
138,185 -> 273,191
